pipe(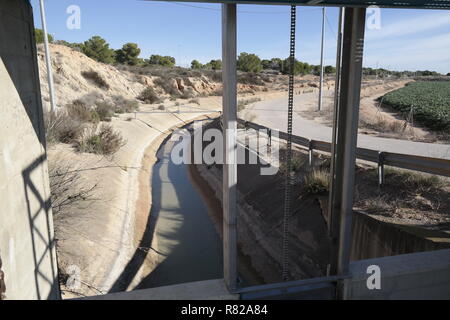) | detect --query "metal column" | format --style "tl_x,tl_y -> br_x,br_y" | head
222,3 -> 238,292
329,7 -> 366,295
318,7 -> 326,111
327,8 -> 344,236
38,0 -> 57,112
